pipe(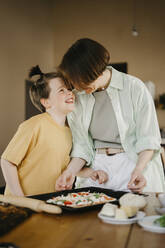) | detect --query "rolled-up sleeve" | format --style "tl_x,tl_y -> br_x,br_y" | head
134,82 -> 161,154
